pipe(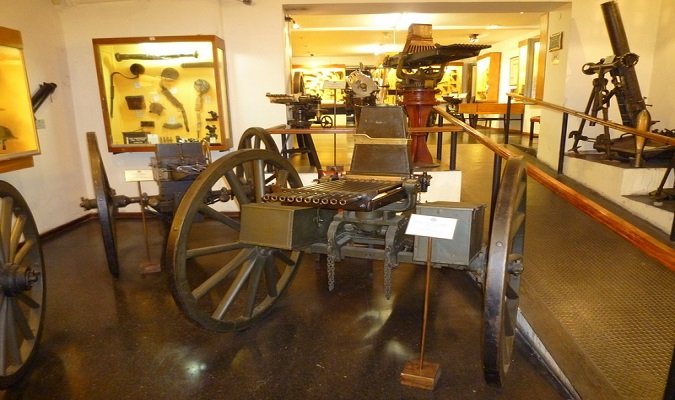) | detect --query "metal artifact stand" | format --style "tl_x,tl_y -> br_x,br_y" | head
136,180 -> 160,274
400,238 -> 441,390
